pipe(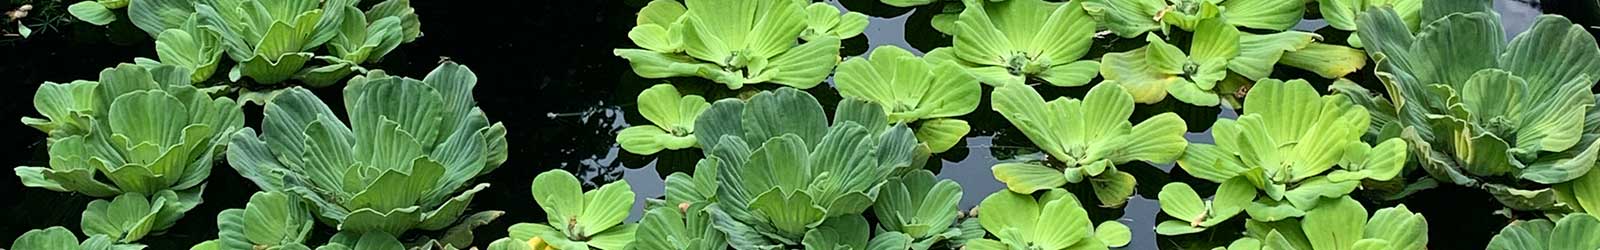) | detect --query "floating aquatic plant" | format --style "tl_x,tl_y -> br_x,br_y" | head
133,16 -> 225,83
10,226 -> 145,250
16,64 -> 241,215
1316,0 -> 1423,47
800,3 -> 867,41
614,0 -> 849,90
869,169 -> 966,249
692,87 -> 925,248
1487,213 -> 1600,250
1099,19 -> 1236,106
507,169 -> 637,250
617,84 -> 709,155
213,191 -> 315,250
1349,0 -> 1600,212
1083,0 -> 1303,37
1155,179 -> 1254,235
991,83 -> 1188,207
81,191 -> 198,243
835,45 -> 980,153
226,63 -> 508,236
1227,196 -> 1429,250
1178,79 -> 1407,219
961,188 -> 1126,250
923,0 -> 1099,87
